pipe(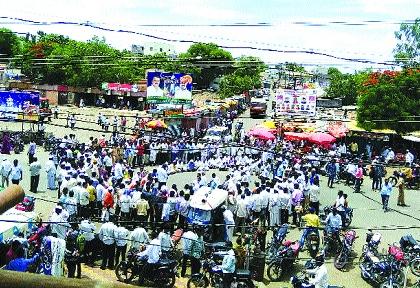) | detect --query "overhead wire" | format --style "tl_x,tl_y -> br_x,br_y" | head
0,17 -> 409,66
